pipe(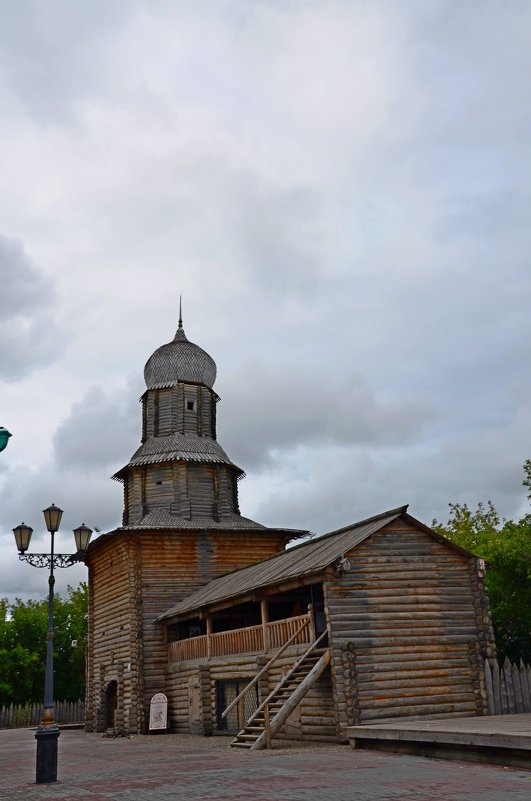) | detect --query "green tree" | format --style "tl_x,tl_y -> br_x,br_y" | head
0,583 -> 88,707
433,479 -> 531,664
